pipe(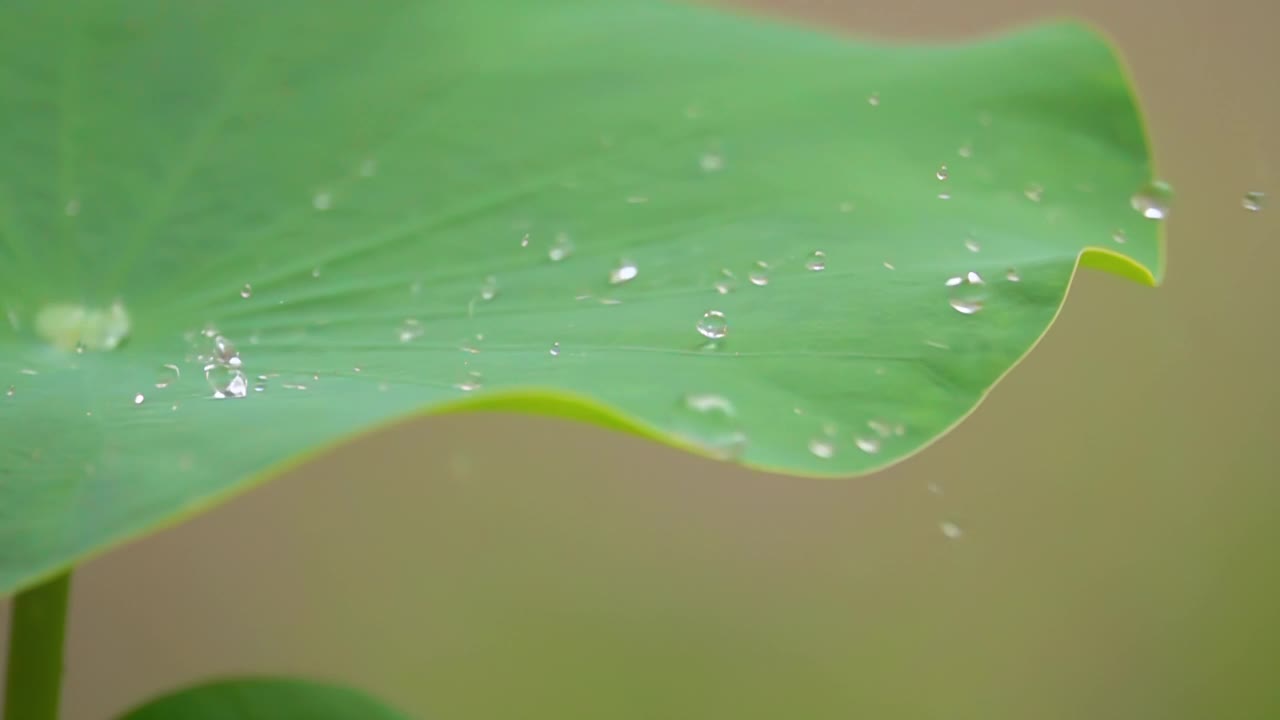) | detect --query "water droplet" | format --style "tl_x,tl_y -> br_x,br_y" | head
1005,268 -> 1021,282
936,165 -> 949,181
520,232 -> 530,247
1131,180 -> 1173,220
806,250 -> 827,272
240,283 -> 252,299
206,366 -> 248,399
1111,229 -> 1127,244
479,275 -> 499,301
549,341 -> 560,357
155,364 -> 181,389
696,310 -> 728,339
699,153 -> 724,172
311,267 -> 322,279
312,191 -> 333,211
549,232 -> 574,262
808,437 -> 835,459
133,393 -> 145,405
854,436 -> 881,454
940,521 -> 964,540
883,261 -> 896,270
684,393 -> 736,416
964,238 -> 980,253
6,385 -> 13,397
1024,184 -> 1044,203
397,318 -> 423,343
748,272 -> 769,287
455,371 -> 483,392
1243,190 -> 1265,212
713,281 -> 732,295
19,369 -> 37,376
946,272 -> 985,315
359,158 -> 378,178
281,383 -> 308,391
609,260 -> 638,285
213,335 -> 241,368
957,144 -> 973,159
867,92 -> 880,106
